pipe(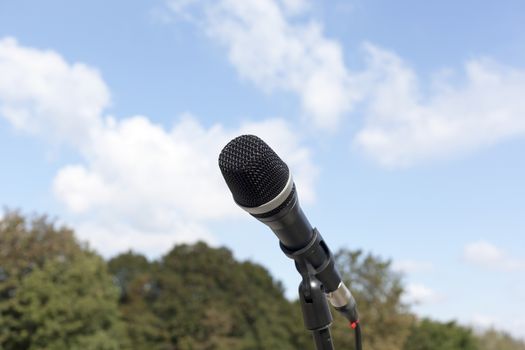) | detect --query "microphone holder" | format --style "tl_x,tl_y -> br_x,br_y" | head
280,228 -> 337,349
295,258 -> 335,350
